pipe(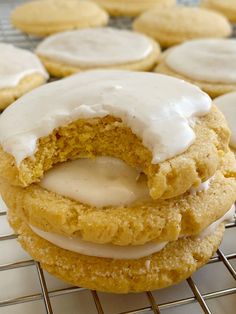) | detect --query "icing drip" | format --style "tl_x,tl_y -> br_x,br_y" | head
198,204 -> 235,239
0,43 -> 48,89
190,176 -> 214,195
166,39 -> 236,83
36,27 -> 154,67
0,71 -> 211,164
